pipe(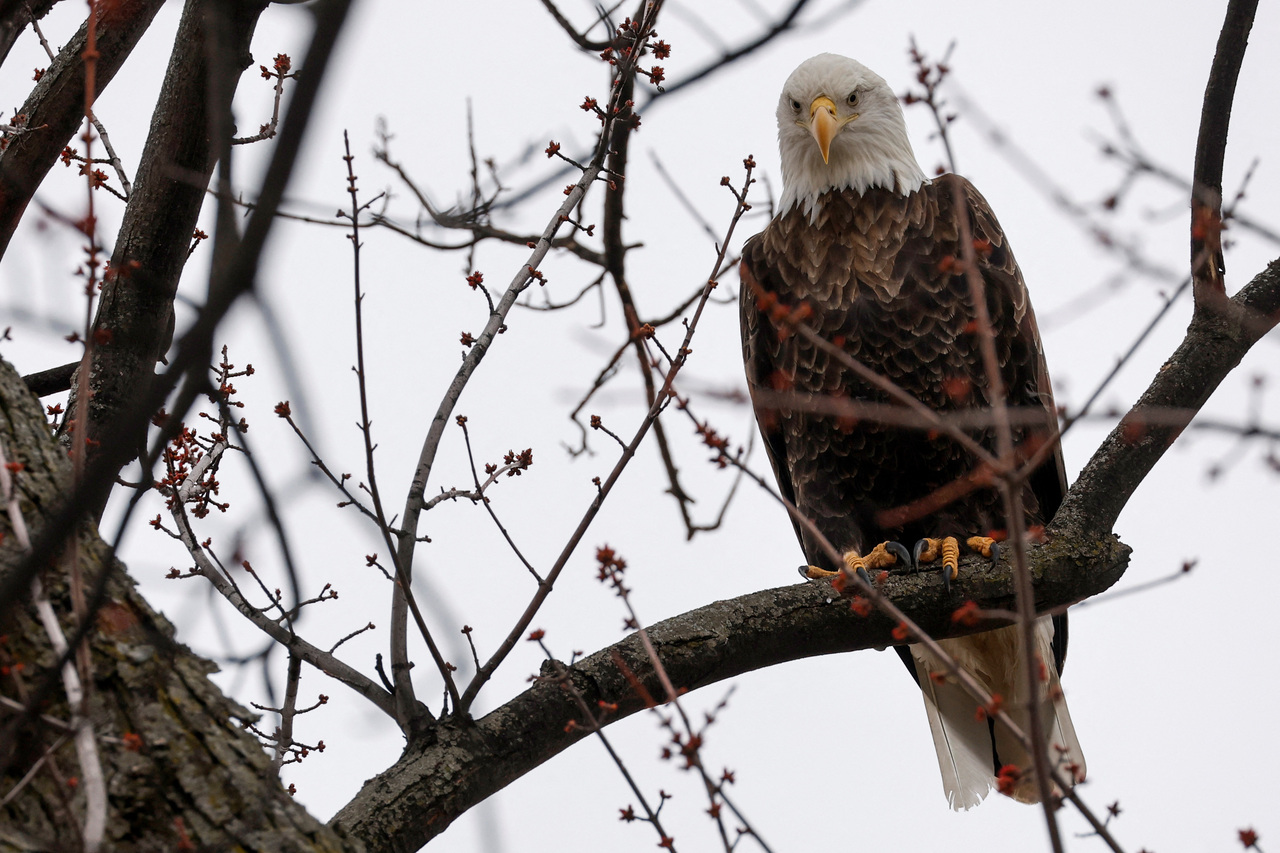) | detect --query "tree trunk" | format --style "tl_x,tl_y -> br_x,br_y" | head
0,357 -> 360,852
